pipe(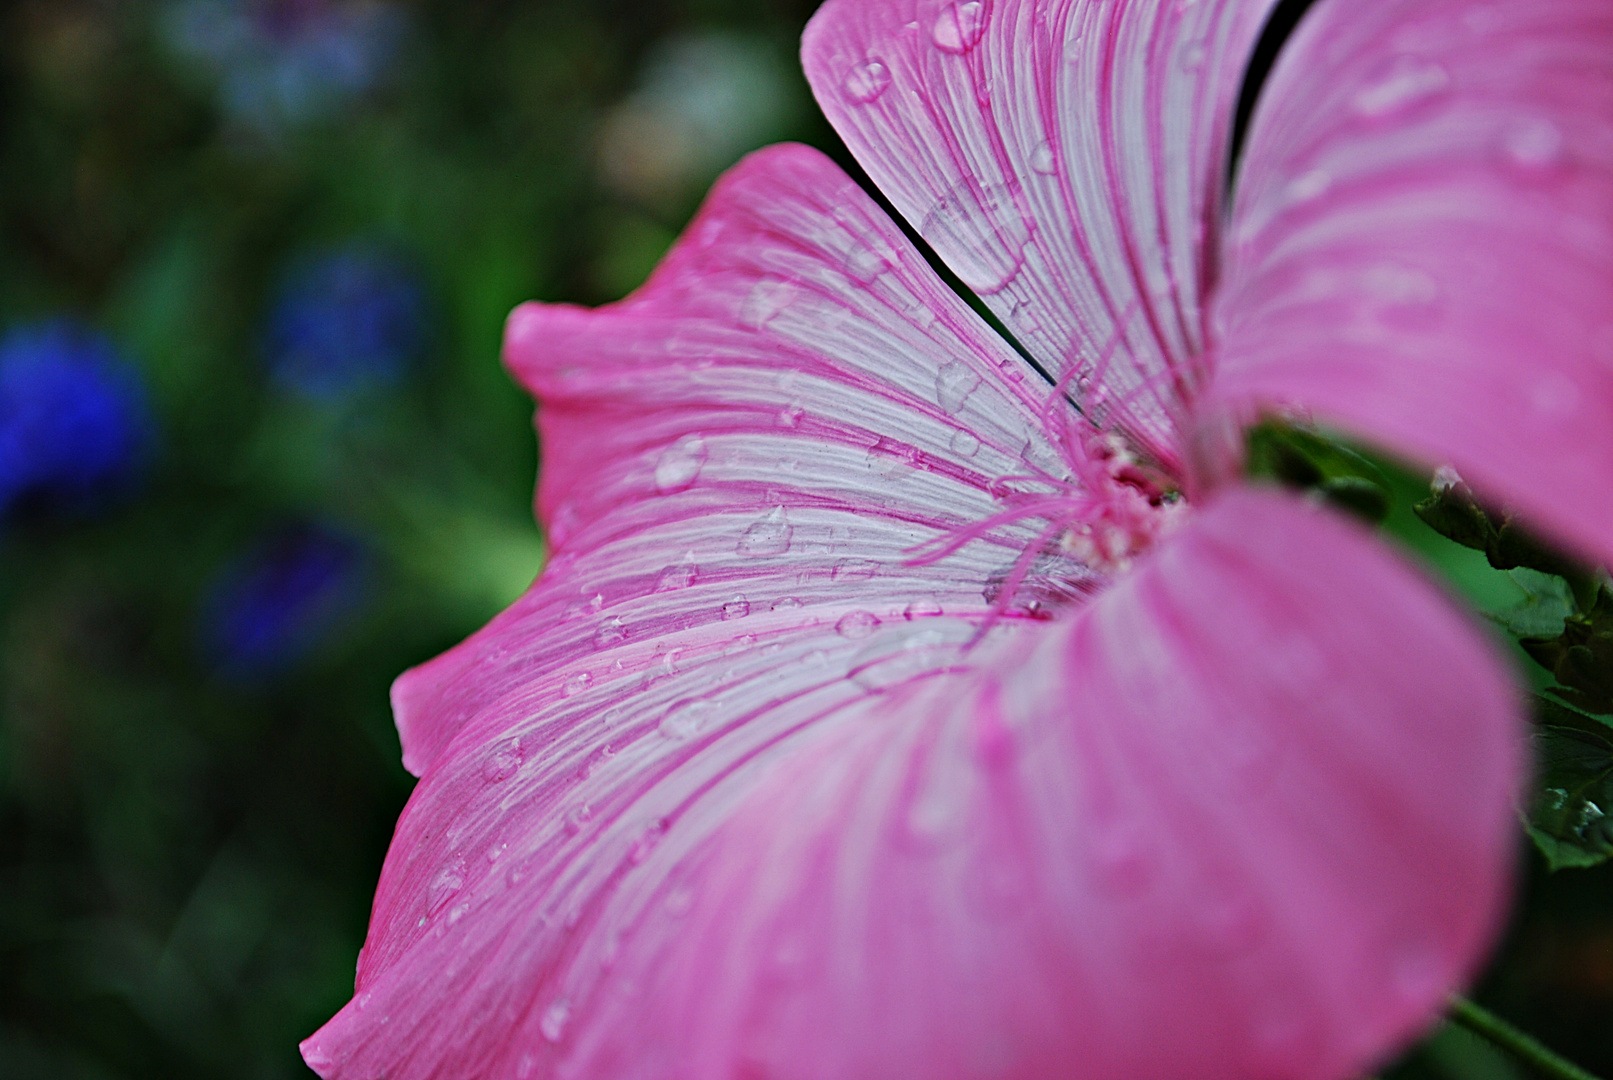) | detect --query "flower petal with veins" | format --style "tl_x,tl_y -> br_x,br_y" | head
1213,0 -> 1613,568
303,144 -> 1521,1080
